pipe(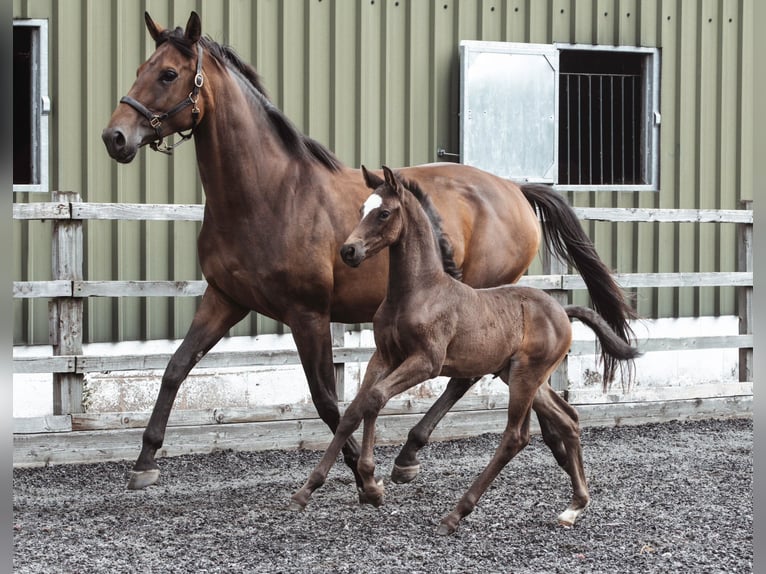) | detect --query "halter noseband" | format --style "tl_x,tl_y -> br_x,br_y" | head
119,43 -> 204,154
